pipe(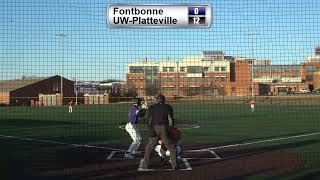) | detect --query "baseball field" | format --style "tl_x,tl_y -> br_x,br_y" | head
1,95 -> 320,179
